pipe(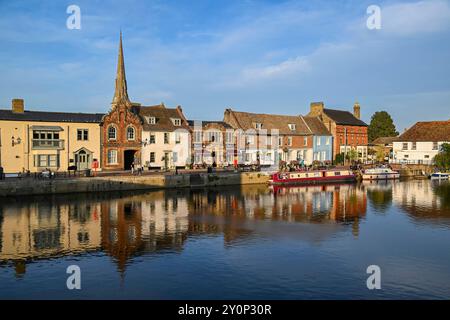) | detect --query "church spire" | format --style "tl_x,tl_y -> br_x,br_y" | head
112,31 -> 130,106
